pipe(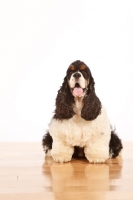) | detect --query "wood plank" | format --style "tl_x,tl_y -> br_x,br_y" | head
0,142 -> 133,200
